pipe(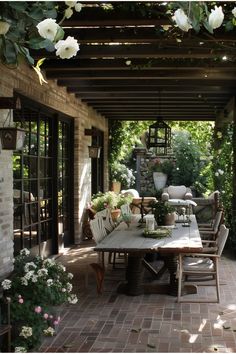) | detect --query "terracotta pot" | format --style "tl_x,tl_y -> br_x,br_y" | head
165,212 -> 175,226
111,181 -> 121,193
111,209 -> 121,222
